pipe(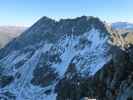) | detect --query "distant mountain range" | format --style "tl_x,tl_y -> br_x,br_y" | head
0,26 -> 27,48
112,22 -> 133,30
